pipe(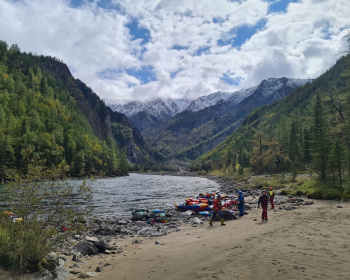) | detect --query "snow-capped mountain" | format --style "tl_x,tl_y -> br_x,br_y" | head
105,77 -> 312,131
106,90 -> 250,122
142,77 -> 313,160
257,77 -> 313,97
